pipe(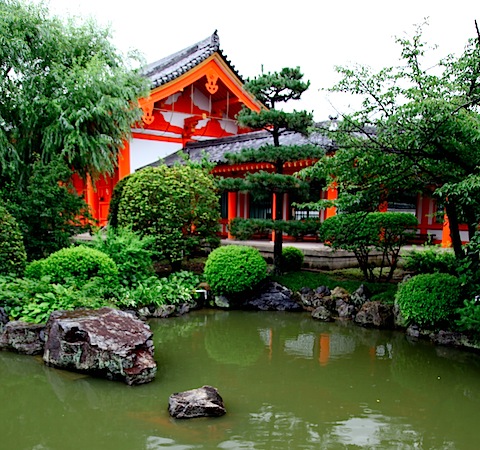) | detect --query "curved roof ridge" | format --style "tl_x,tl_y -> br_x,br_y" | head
141,31 -> 243,89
